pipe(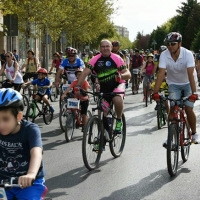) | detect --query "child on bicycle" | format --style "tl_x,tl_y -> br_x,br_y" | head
151,73 -> 170,113
61,68 -> 90,130
0,88 -> 47,199
22,68 -> 54,113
